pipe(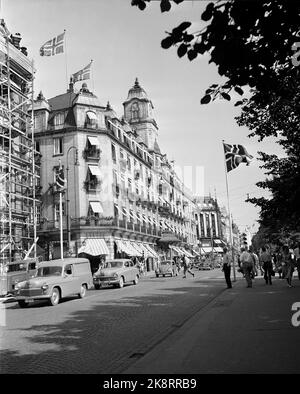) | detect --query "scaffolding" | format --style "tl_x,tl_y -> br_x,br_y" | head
0,19 -> 40,265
